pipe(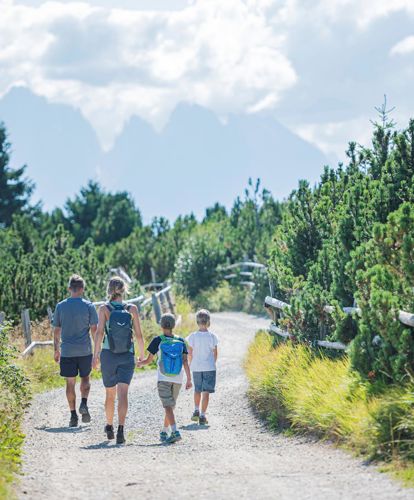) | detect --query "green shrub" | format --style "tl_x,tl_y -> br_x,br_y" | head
174,226 -> 227,298
0,323 -> 30,498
